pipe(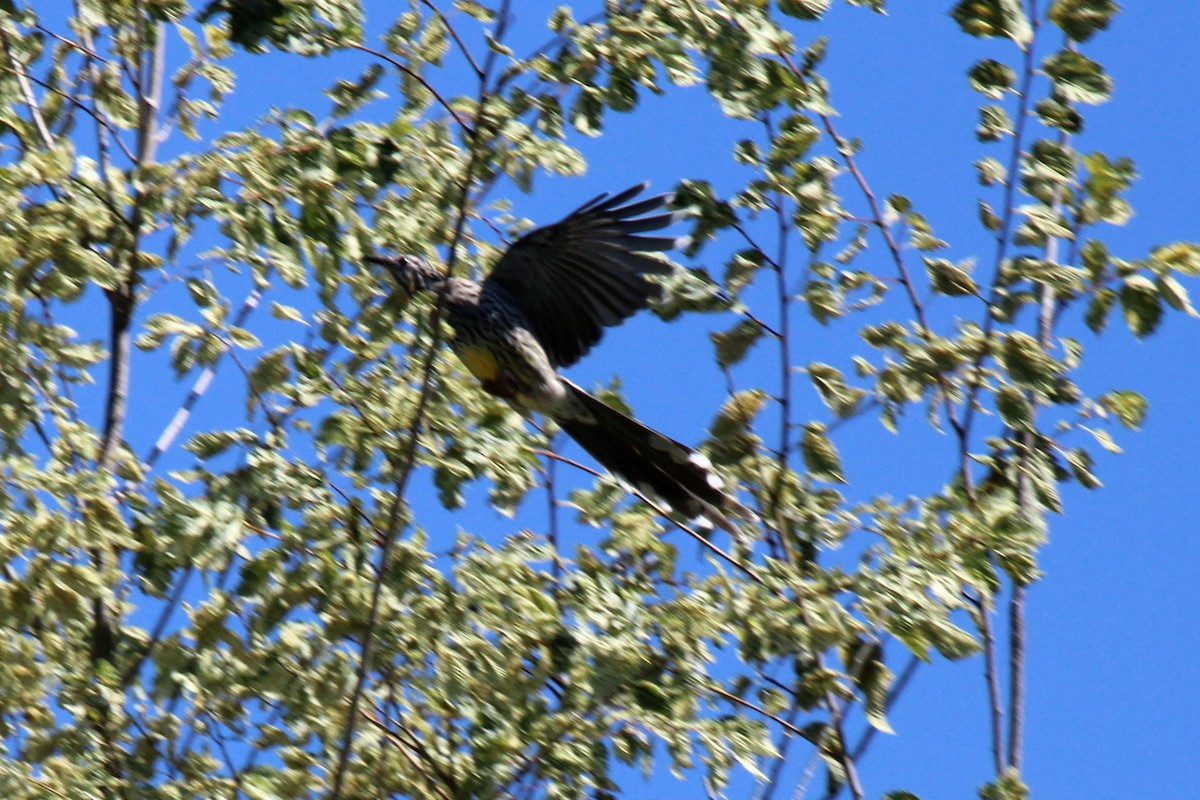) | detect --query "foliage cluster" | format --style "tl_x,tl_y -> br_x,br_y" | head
0,1 -> 1190,799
